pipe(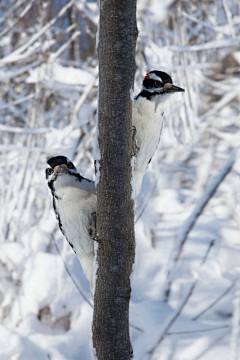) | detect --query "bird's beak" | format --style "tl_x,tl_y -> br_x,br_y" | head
163,82 -> 185,93
53,164 -> 67,175
168,84 -> 185,93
